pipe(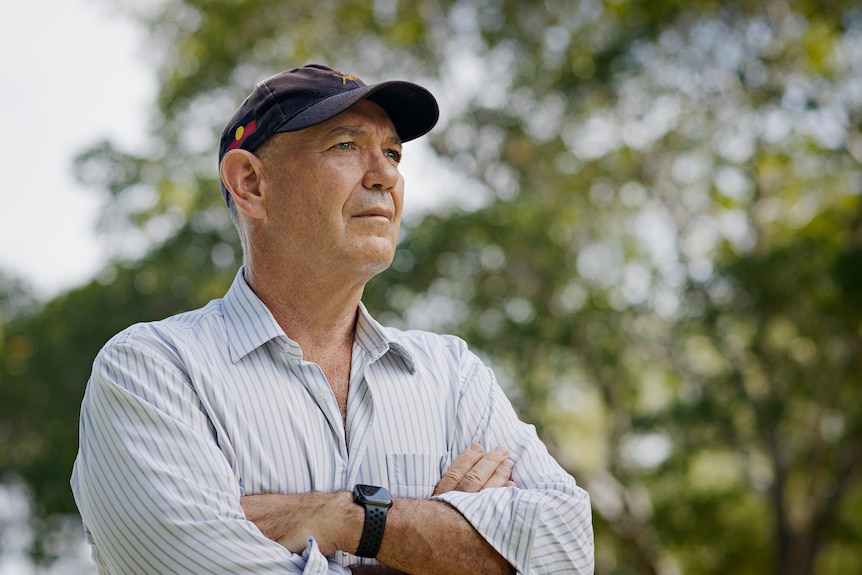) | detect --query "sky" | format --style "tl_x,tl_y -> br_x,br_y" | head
0,0 -> 155,300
